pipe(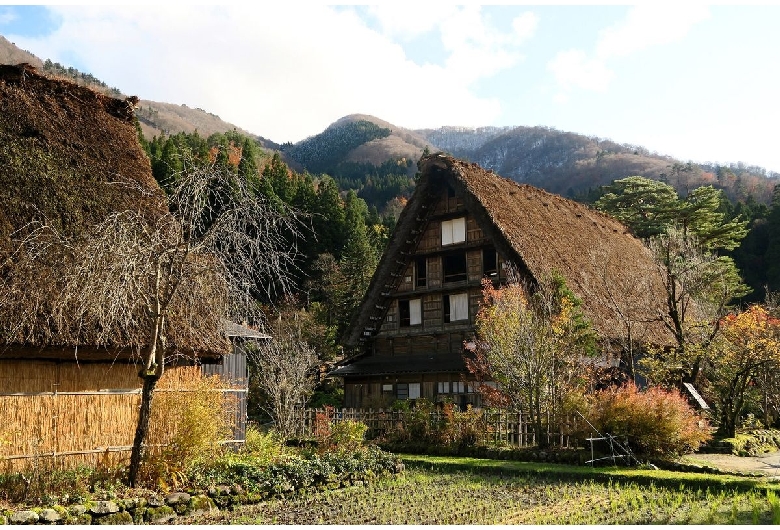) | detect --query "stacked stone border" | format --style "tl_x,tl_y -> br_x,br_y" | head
0,464 -> 405,525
